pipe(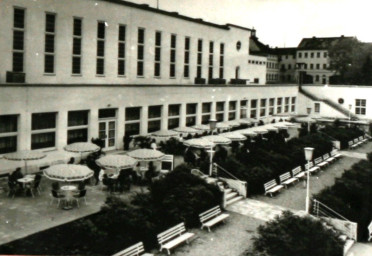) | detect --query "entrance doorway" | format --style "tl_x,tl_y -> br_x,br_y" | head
99,120 -> 116,150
